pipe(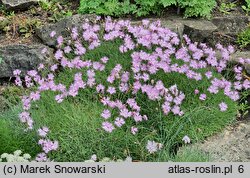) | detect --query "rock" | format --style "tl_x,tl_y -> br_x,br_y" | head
36,14 -> 97,47
162,19 -> 219,45
210,31 -> 237,47
208,16 -> 250,47
161,16 -> 249,47
161,19 -> 184,37
230,51 -> 250,74
182,20 -> 218,44
178,120 -> 250,162
212,16 -> 249,34
0,0 -> 38,11
0,44 -> 53,78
